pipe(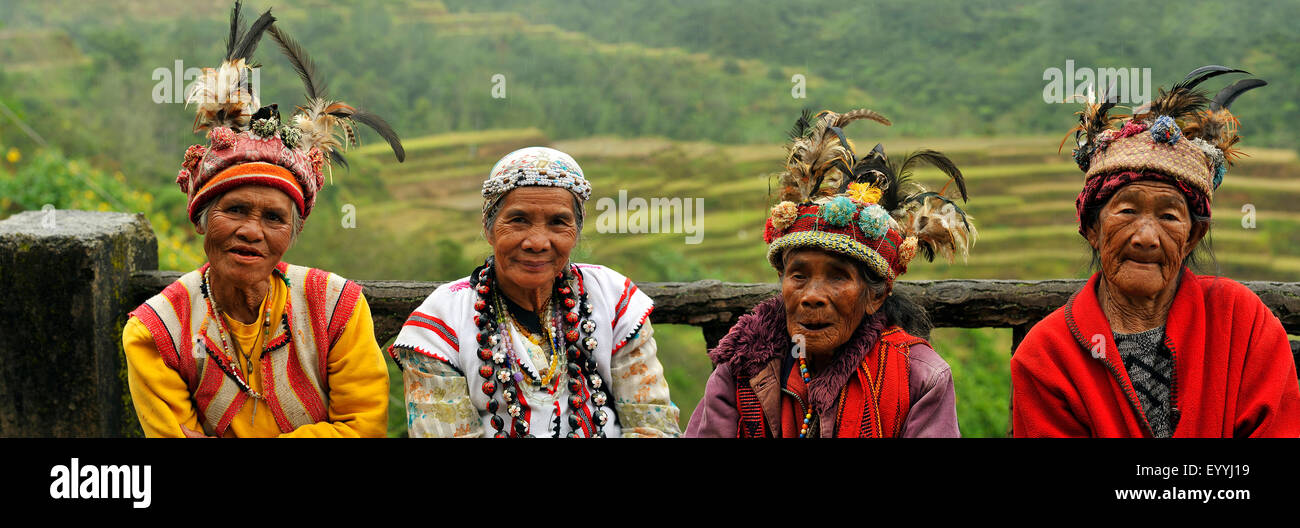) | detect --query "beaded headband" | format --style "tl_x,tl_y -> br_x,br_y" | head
481,147 -> 592,216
